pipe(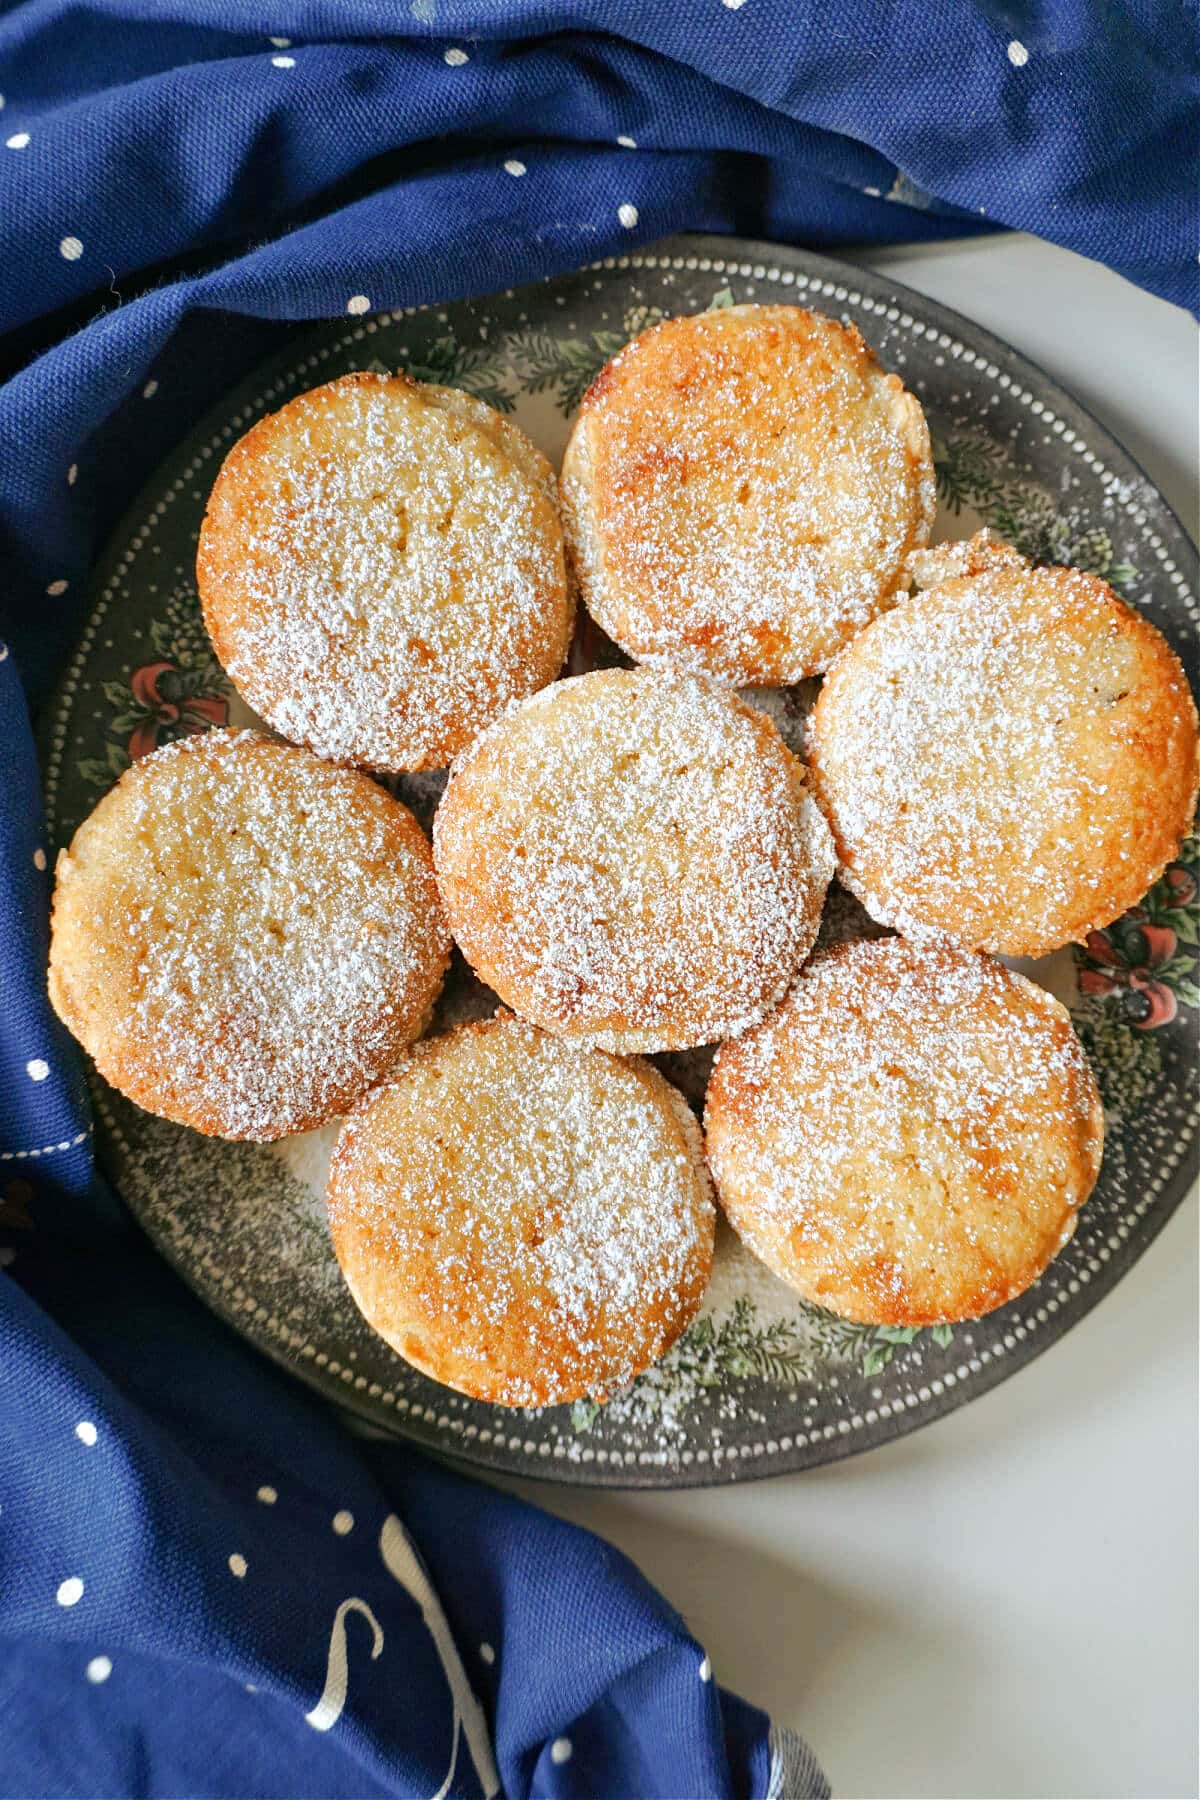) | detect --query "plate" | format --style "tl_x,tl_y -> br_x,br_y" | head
40,234 -> 1199,1488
